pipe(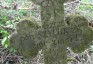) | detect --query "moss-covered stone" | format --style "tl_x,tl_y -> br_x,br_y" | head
65,14 -> 93,53
10,18 -> 39,59
10,0 -> 93,64
31,0 -> 68,6
65,14 -> 88,27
